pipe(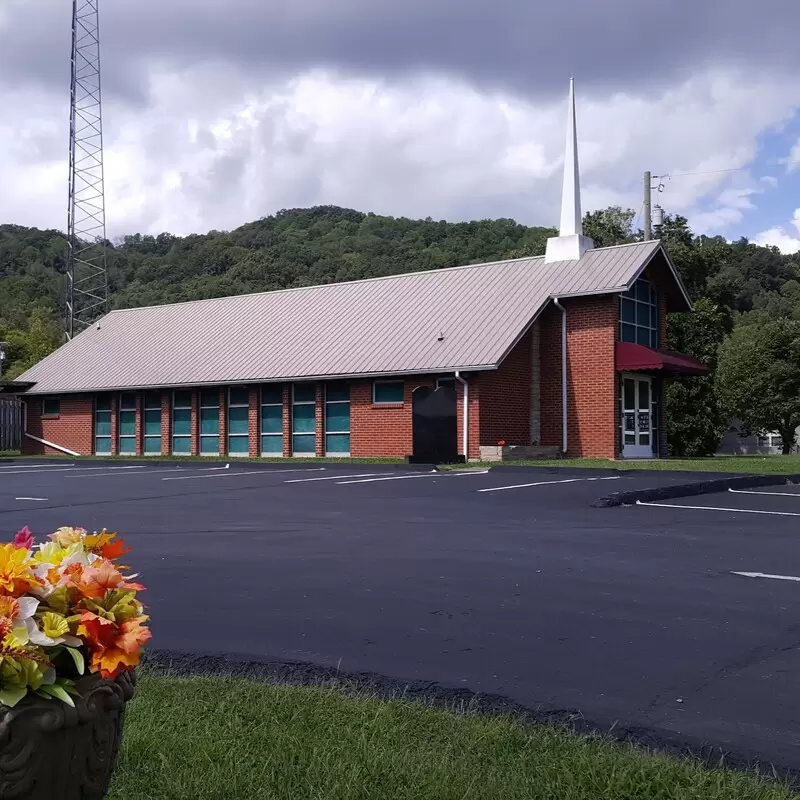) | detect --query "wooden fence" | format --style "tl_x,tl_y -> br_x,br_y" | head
0,396 -> 22,452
